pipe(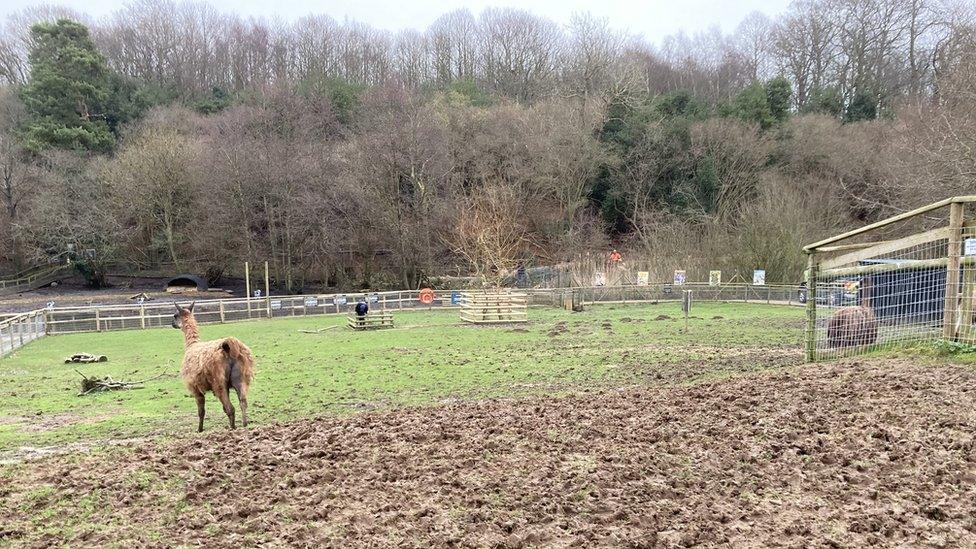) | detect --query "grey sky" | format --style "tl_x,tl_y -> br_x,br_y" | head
2,0 -> 795,41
